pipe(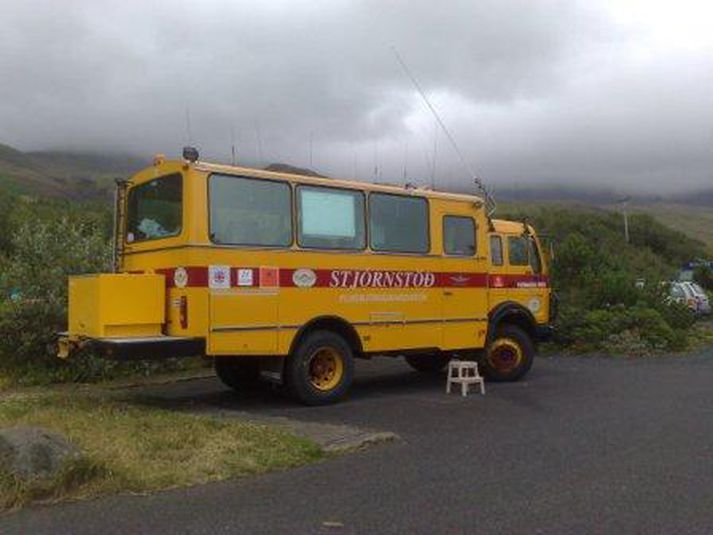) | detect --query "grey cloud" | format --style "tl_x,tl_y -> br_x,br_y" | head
0,0 -> 711,192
